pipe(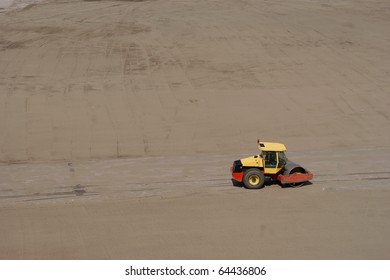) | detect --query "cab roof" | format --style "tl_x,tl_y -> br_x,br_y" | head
258,142 -> 286,152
